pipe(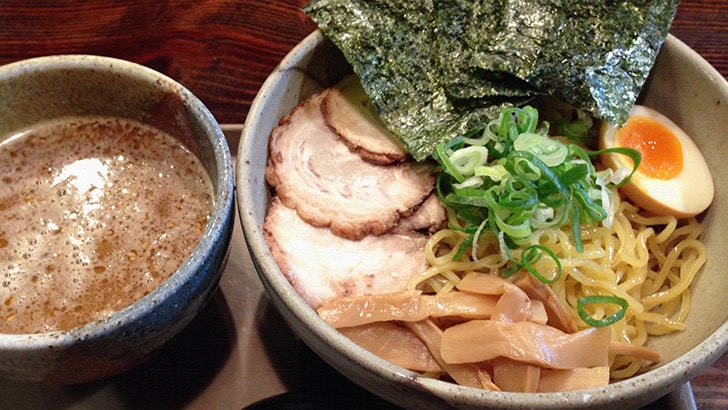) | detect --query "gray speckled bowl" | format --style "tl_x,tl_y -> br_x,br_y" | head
0,55 -> 235,384
237,30 -> 728,409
